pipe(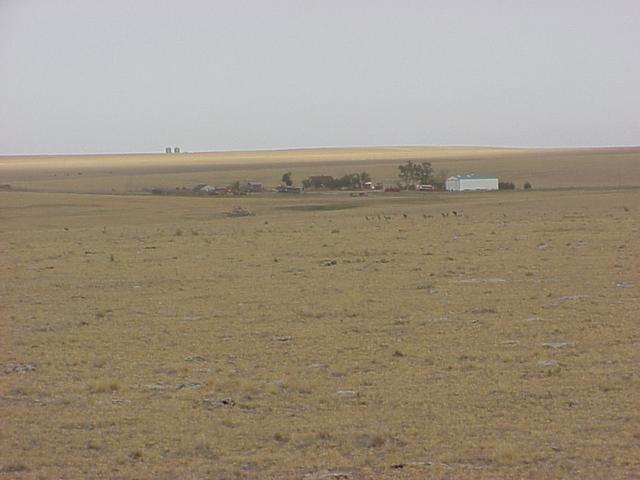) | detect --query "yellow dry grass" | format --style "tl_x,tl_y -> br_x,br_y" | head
1,149 -> 640,479
2,146 -> 640,193
0,146 -> 514,171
